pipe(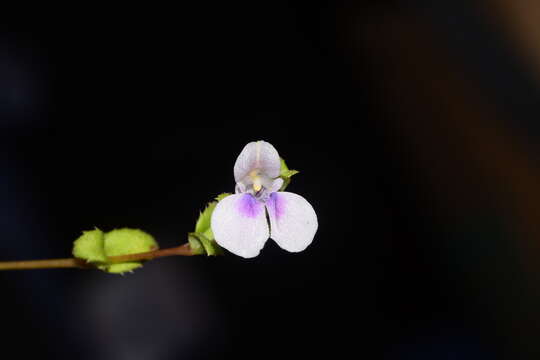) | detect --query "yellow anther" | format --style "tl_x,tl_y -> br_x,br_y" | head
249,169 -> 263,192
253,177 -> 262,192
